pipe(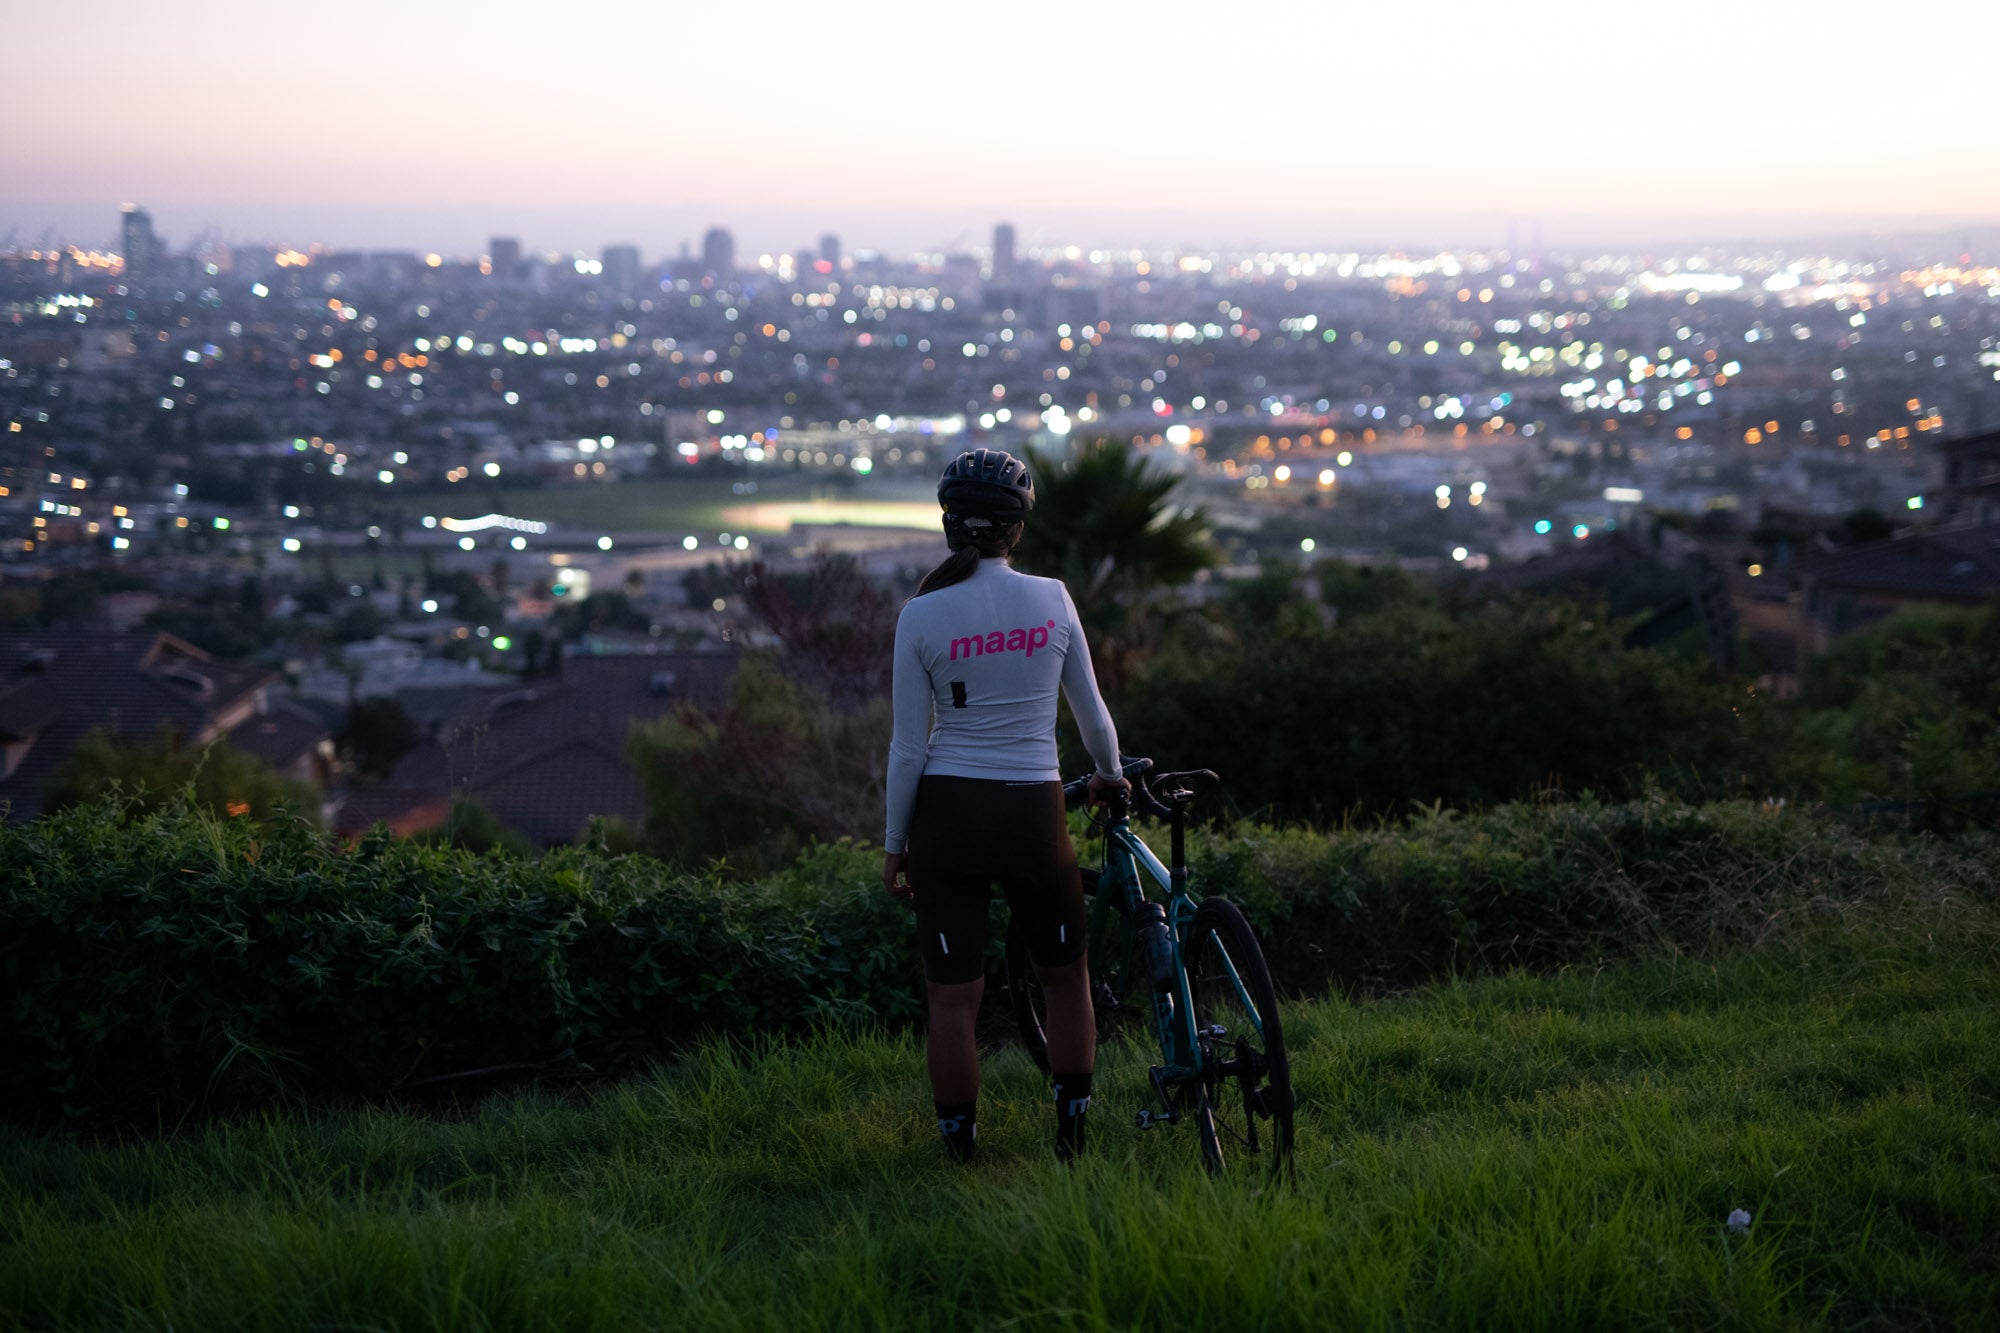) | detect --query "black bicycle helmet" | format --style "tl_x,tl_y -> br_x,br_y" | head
937,448 -> 1035,518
